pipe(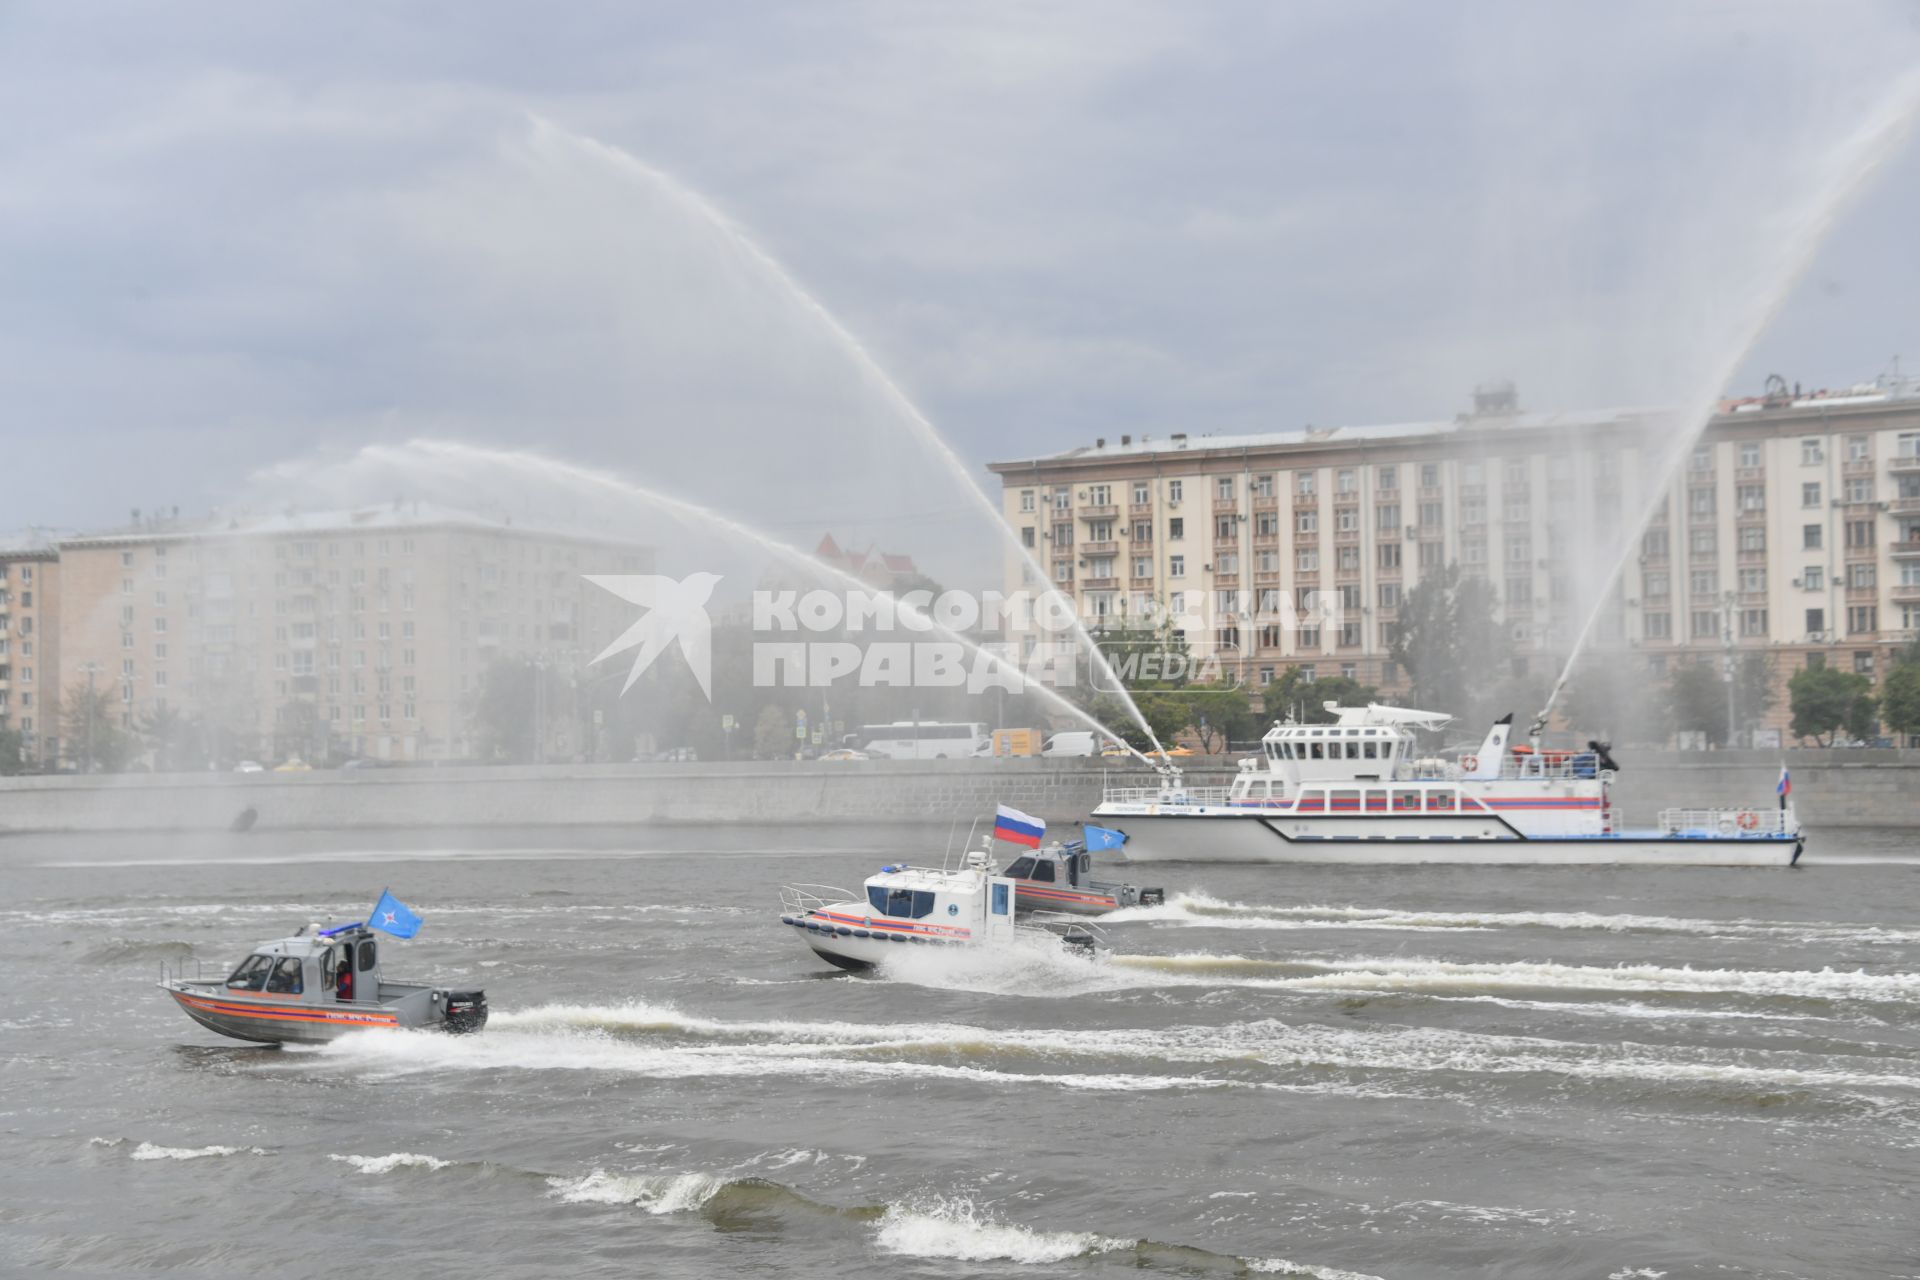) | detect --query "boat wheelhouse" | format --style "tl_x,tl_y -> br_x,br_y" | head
1093,703 -> 1802,866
